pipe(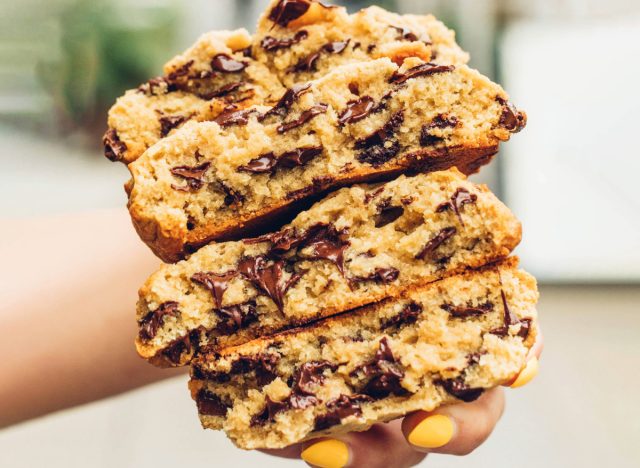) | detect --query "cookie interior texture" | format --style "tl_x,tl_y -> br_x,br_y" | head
188,258 -> 538,449
136,170 -> 521,367
127,55 -> 524,262
104,0 -> 470,164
